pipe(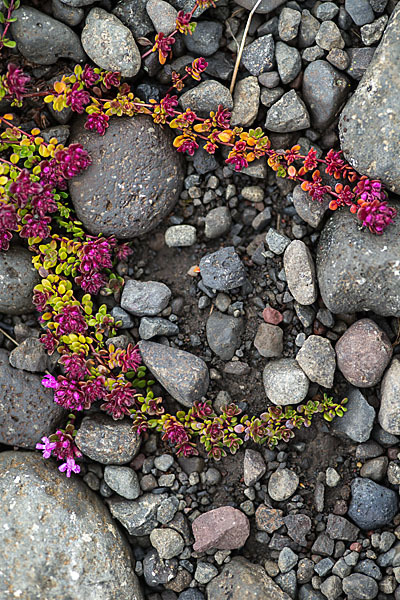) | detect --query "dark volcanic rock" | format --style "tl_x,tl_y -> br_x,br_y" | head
0,246 -> 39,314
199,247 -> 247,291
69,116 -> 183,238
303,60 -> 350,129
0,452 -> 143,600
348,478 -> 398,529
